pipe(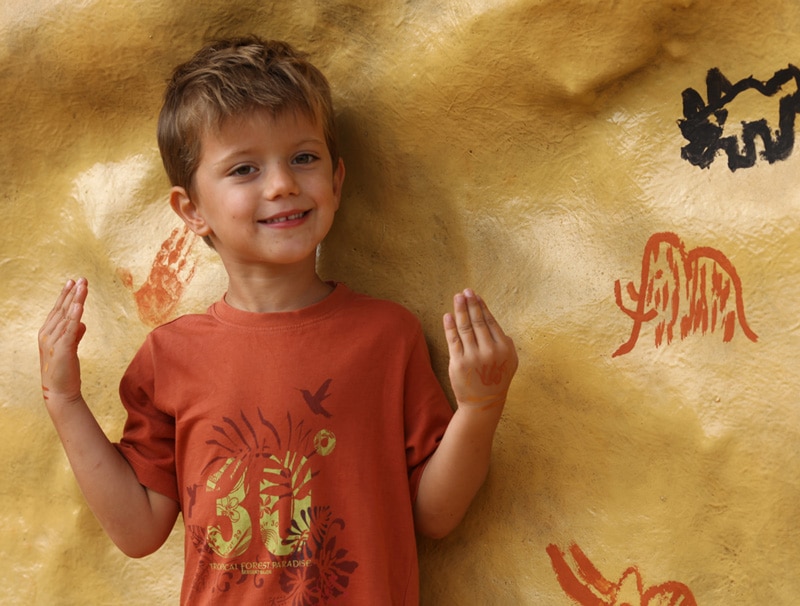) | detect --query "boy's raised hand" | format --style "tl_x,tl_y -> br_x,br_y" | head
443,289 -> 517,412
37,280 -> 181,554
416,289 -> 517,536
39,278 -> 88,405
